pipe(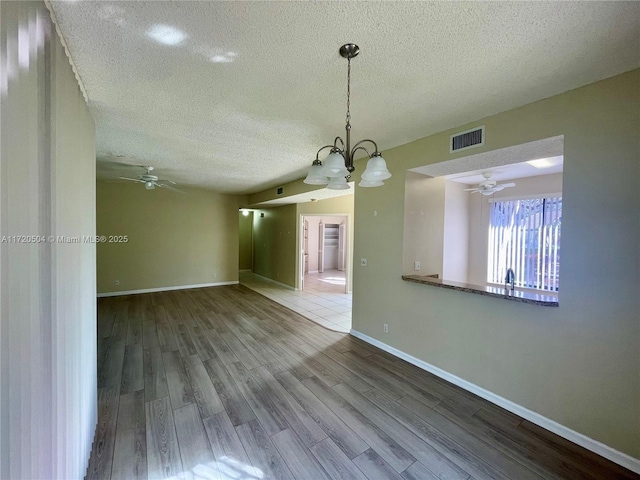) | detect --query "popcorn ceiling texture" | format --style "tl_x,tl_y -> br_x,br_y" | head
49,1 -> 640,194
